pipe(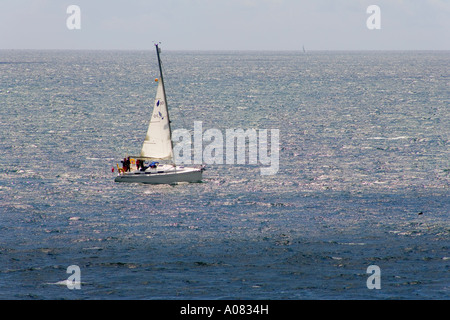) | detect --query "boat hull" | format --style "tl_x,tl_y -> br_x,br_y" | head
115,167 -> 203,184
